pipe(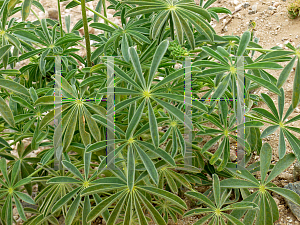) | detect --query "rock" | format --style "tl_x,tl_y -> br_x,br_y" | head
294,161 -> 300,181
243,2 -> 250,8
236,13 -> 242,19
279,172 -> 293,180
248,10 -> 256,14
230,152 -> 237,161
48,8 -> 58,20
274,197 -> 280,205
273,2 -> 280,7
284,182 -> 300,221
249,4 -> 258,14
268,6 -> 276,10
232,0 -> 239,5
235,4 -> 243,11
